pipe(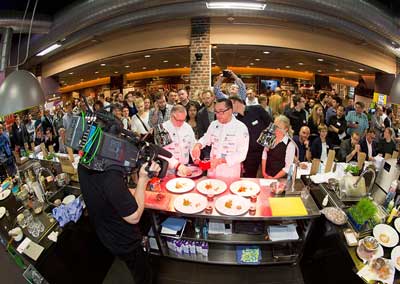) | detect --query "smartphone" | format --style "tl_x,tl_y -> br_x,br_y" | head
222,70 -> 231,78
